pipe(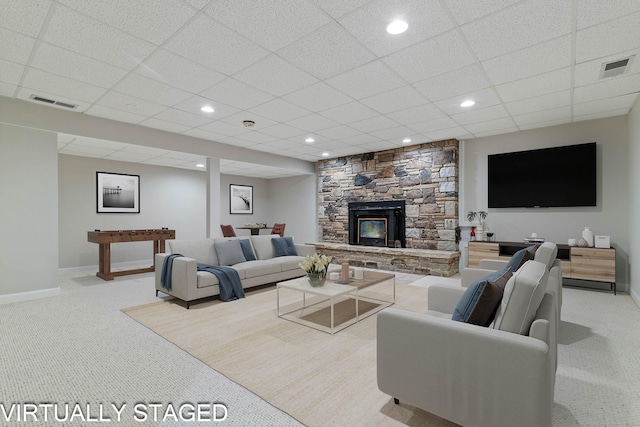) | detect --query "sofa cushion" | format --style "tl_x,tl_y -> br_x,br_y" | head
239,238 -> 257,261
493,260 -> 549,335
168,238 -> 217,265
505,245 -> 536,272
272,236 -> 297,257
250,235 -> 276,260
278,256 -> 304,272
214,239 -> 247,266
466,267 -> 513,327
452,267 -> 511,323
534,242 -> 558,270
234,259 -> 281,278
